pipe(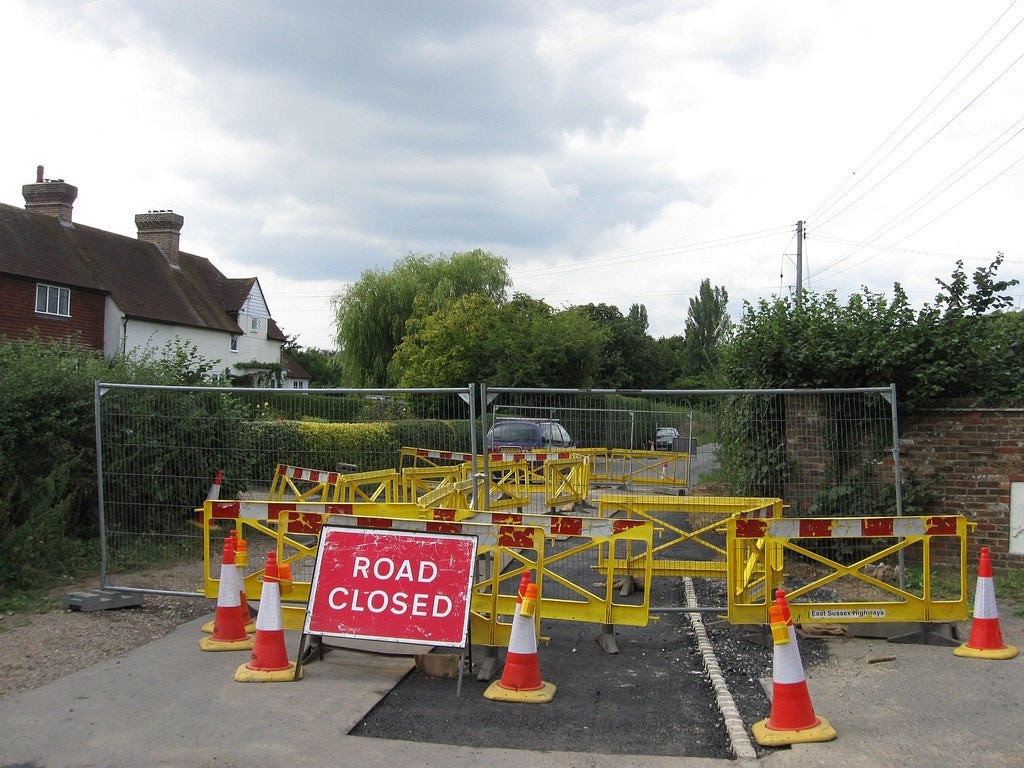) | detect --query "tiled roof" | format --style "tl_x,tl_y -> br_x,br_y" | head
282,350 -> 312,380
0,202 -> 259,334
